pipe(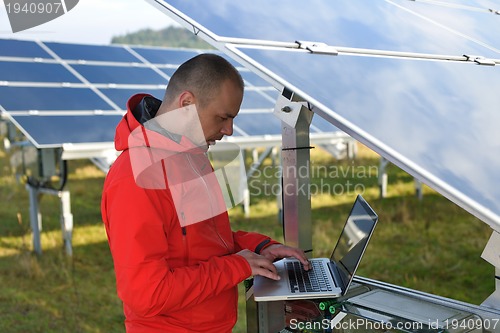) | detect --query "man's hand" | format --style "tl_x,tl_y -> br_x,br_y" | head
260,244 -> 311,271
236,249 -> 281,281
